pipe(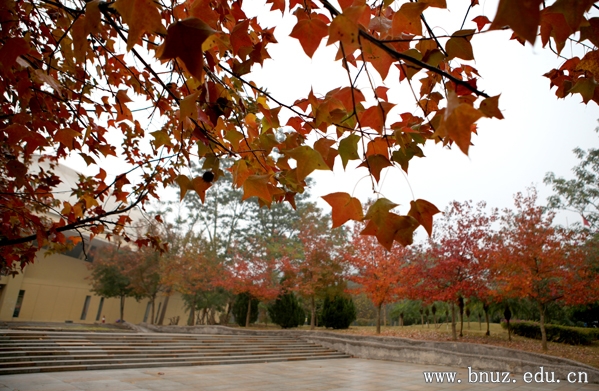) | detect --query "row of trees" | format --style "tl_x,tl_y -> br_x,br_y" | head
89,139 -> 599,352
